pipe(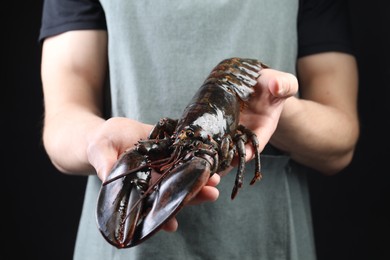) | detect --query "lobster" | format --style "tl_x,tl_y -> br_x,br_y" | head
96,57 -> 268,248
